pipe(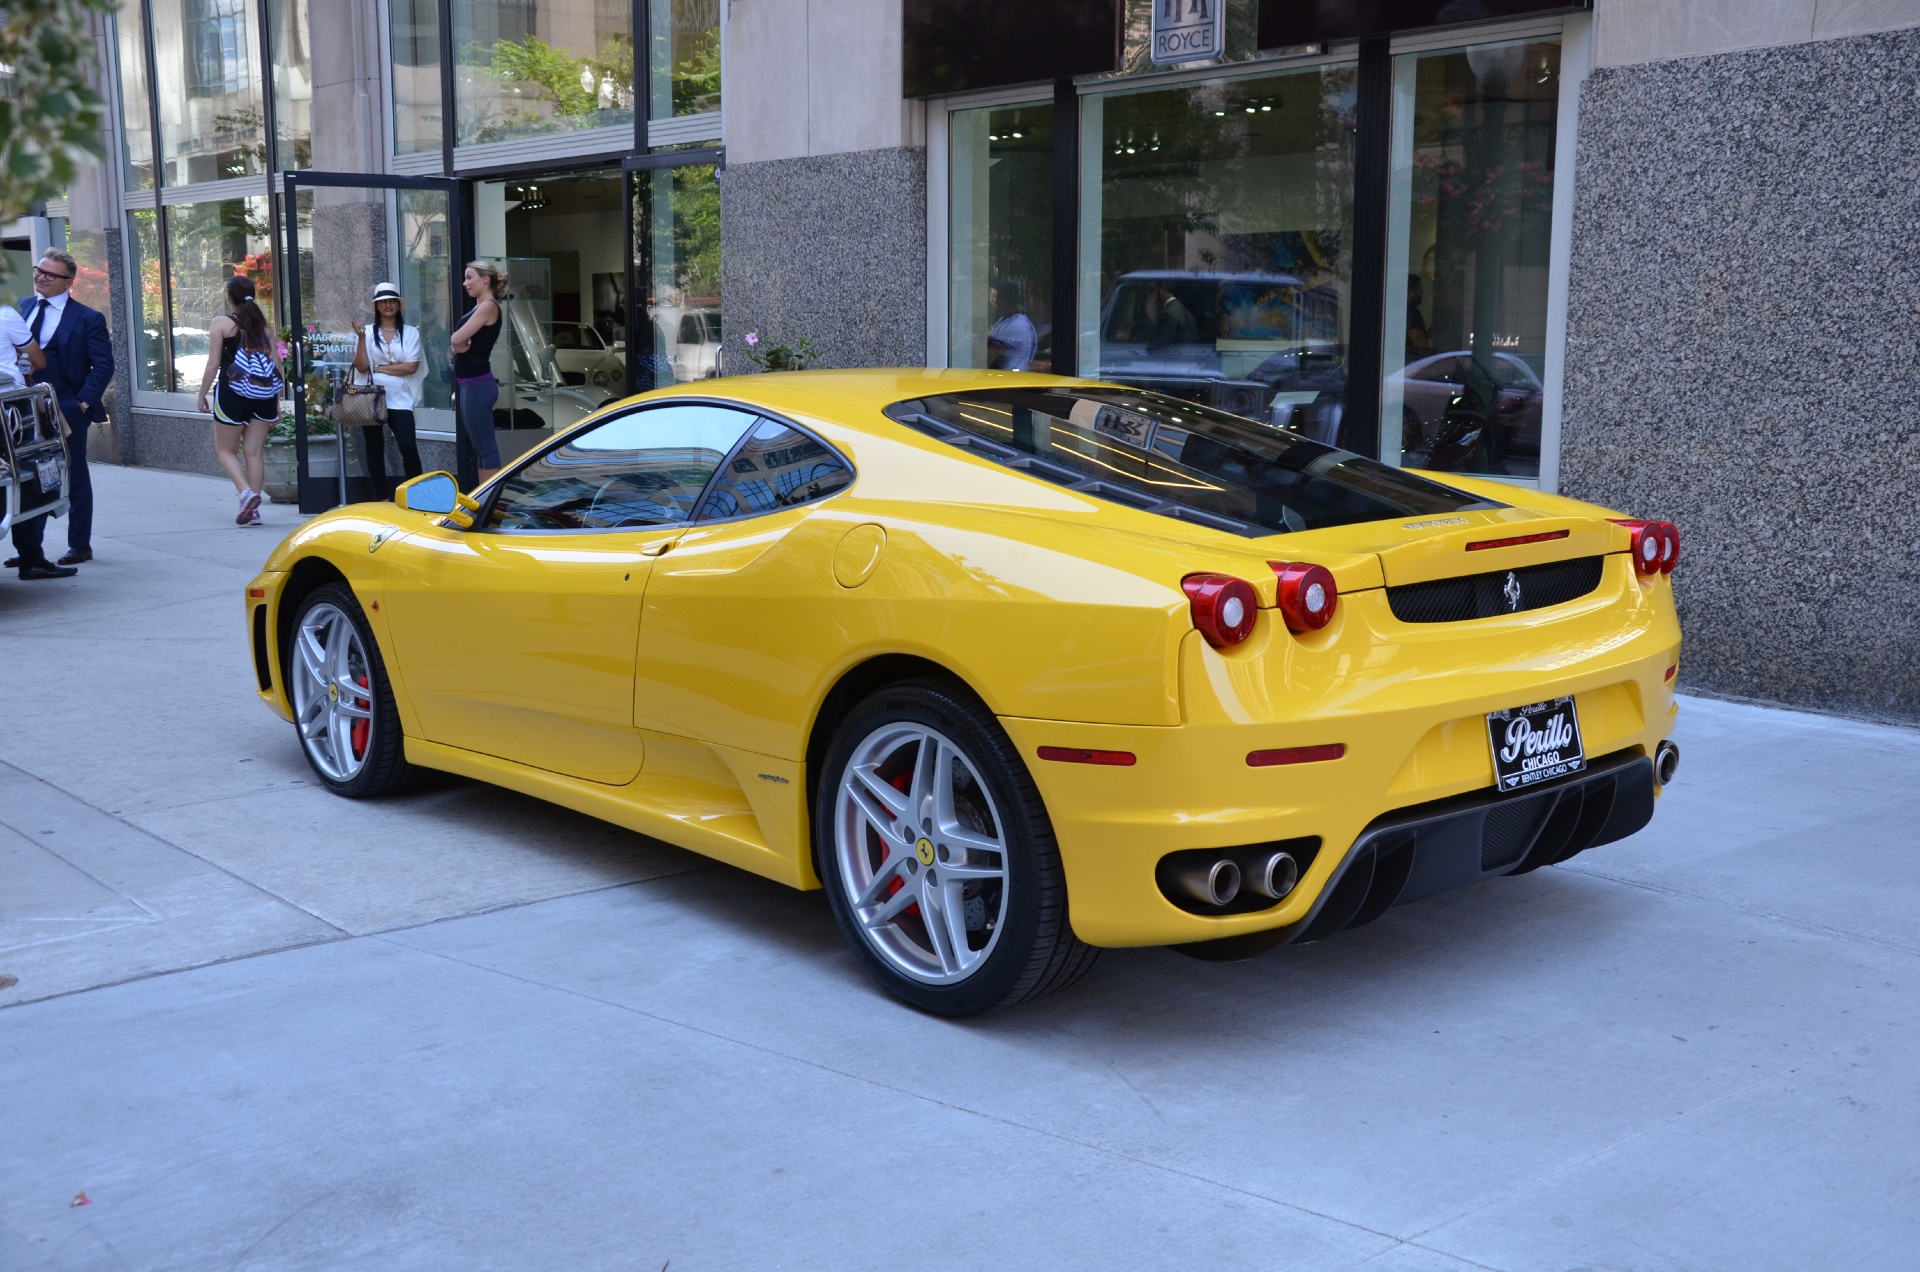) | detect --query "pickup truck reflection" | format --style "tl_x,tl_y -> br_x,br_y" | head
1094,270 -> 1349,444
